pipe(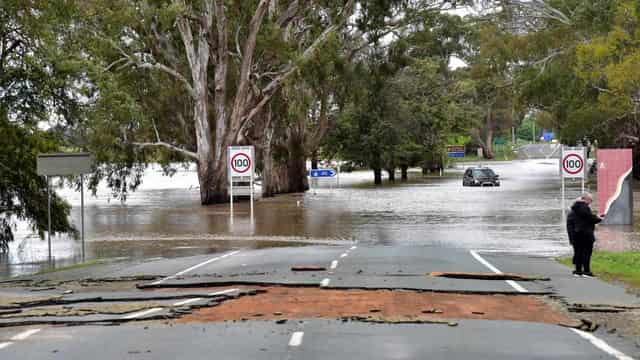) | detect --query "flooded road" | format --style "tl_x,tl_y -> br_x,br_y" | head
2,159 -> 638,276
